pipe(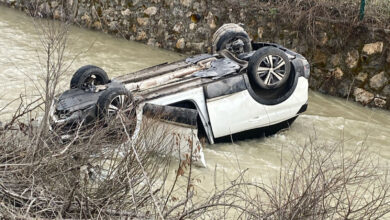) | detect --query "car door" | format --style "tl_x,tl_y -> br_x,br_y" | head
206,77 -> 270,138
